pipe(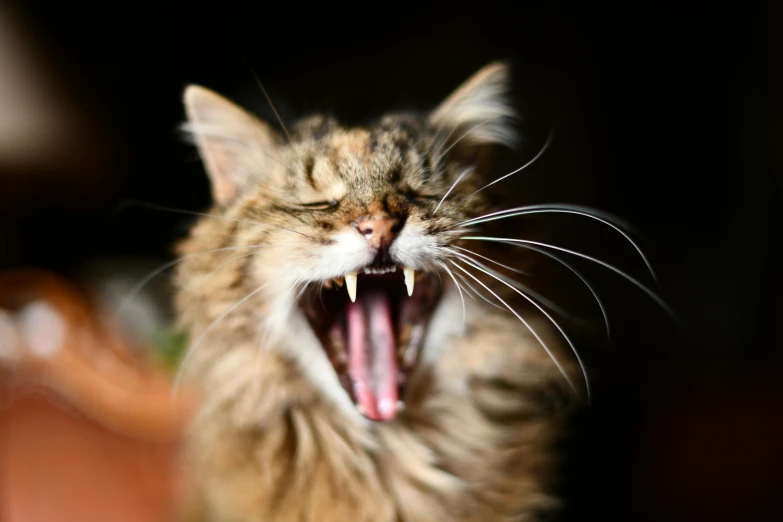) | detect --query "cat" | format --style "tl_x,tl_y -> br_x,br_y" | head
172,62 -> 582,522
